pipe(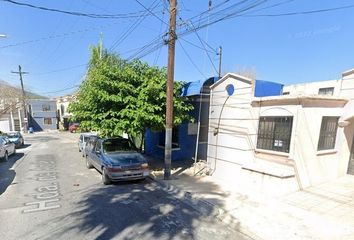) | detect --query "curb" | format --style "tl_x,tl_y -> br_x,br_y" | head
148,175 -> 263,240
